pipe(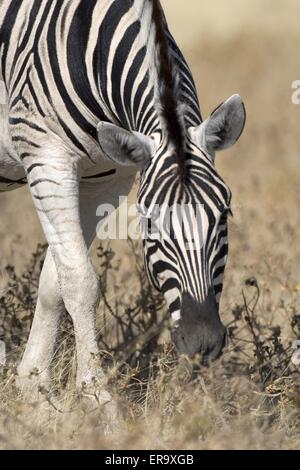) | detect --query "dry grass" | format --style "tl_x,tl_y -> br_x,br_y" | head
0,241 -> 300,450
0,1 -> 300,450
